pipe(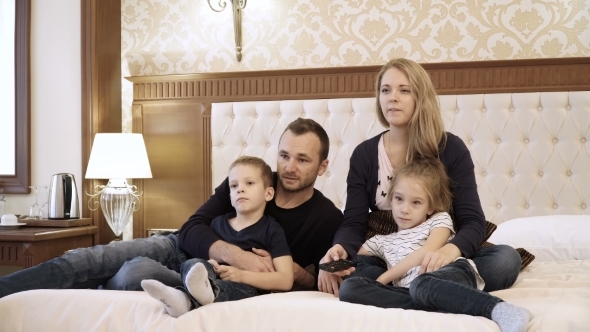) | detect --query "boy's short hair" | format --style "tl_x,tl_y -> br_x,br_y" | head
282,118 -> 330,161
387,157 -> 453,215
230,156 -> 273,188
